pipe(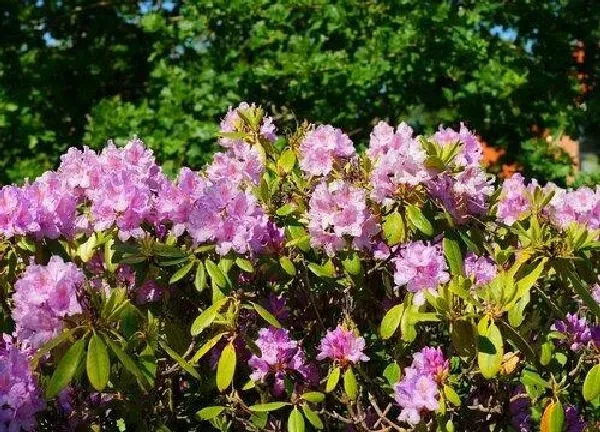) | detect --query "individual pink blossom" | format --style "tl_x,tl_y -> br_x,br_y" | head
0,335 -> 45,431
464,253 -> 497,286
393,241 -> 449,305
12,256 -> 84,349
299,125 -> 355,176
316,325 -> 369,365
308,180 -> 379,256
